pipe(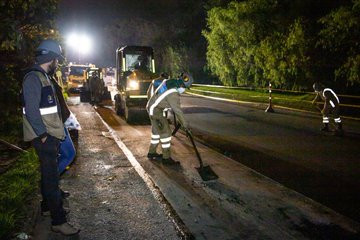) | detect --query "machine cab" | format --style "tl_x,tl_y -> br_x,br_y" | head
116,46 -> 156,92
